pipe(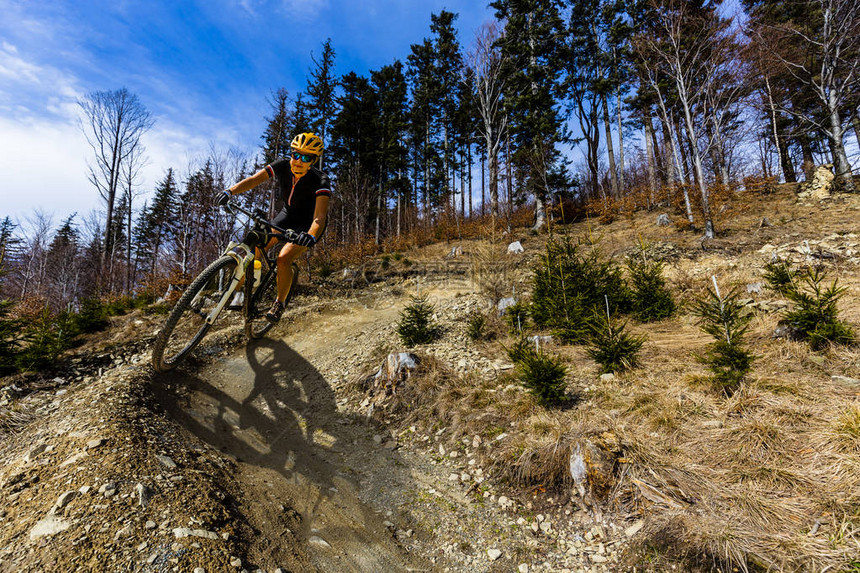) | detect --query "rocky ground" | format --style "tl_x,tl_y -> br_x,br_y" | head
2,184 -> 860,572
0,272 -> 640,573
